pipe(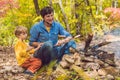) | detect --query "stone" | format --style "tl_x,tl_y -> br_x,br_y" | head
106,74 -> 114,80
81,57 -> 94,62
104,66 -> 119,76
73,52 -> 81,59
104,59 -> 115,66
3,66 -> 12,72
85,70 -> 98,78
98,69 -> 107,76
74,57 -> 81,66
65,57 -> 74,64
84,63 -> 100,71
114,58 -> 120,68
11,69 -> 19,73
59,61 -> 70,68
62,54 -> 74,64
94,59 -> 105,67
0,69 -> 5,73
